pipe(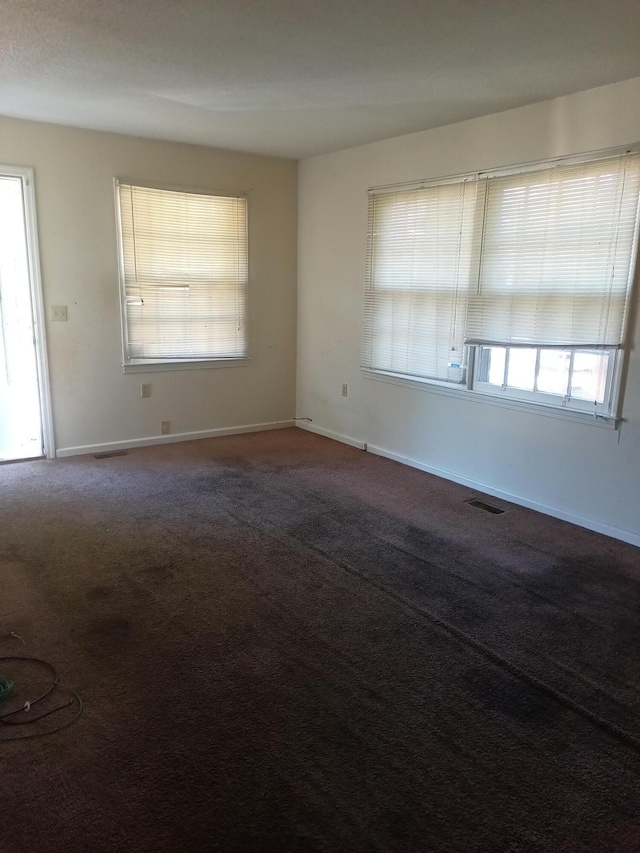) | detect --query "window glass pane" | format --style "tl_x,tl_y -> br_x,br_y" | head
486,347 -> 506,385
537,350 -> 570,396
571,352 -> 608,403
507,348 -> 536,391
